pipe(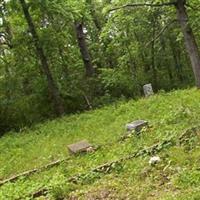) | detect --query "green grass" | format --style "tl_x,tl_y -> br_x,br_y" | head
0,88 -> 200,199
